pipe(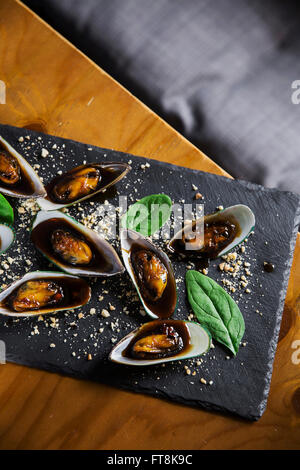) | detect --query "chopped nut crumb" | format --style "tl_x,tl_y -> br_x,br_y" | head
41,148 -> 49,158
101,309 -> 110,318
